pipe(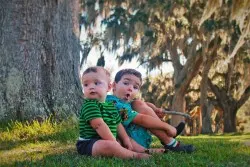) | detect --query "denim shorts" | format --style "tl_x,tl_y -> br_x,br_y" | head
76,138 -> 99,156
